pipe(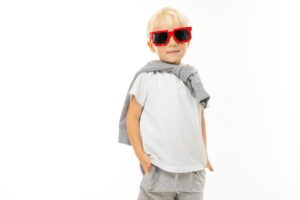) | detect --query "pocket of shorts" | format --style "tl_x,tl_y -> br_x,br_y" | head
144,164 -> 154,176
141,164 -> 156,190
190,170 -> 206,191
195,170 -> 206,179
